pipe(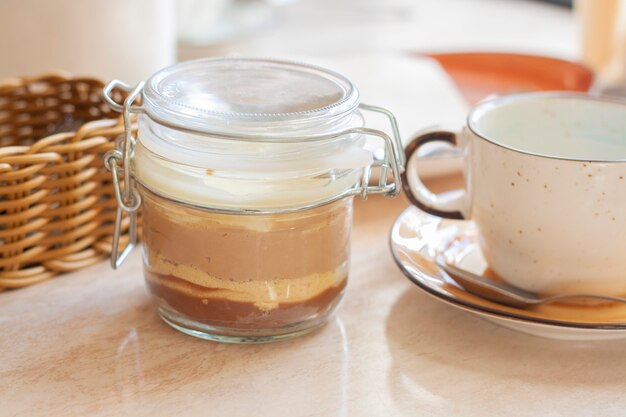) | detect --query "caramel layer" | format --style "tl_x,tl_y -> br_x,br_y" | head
146,252 -> 347,310
145,270 -> 347,327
